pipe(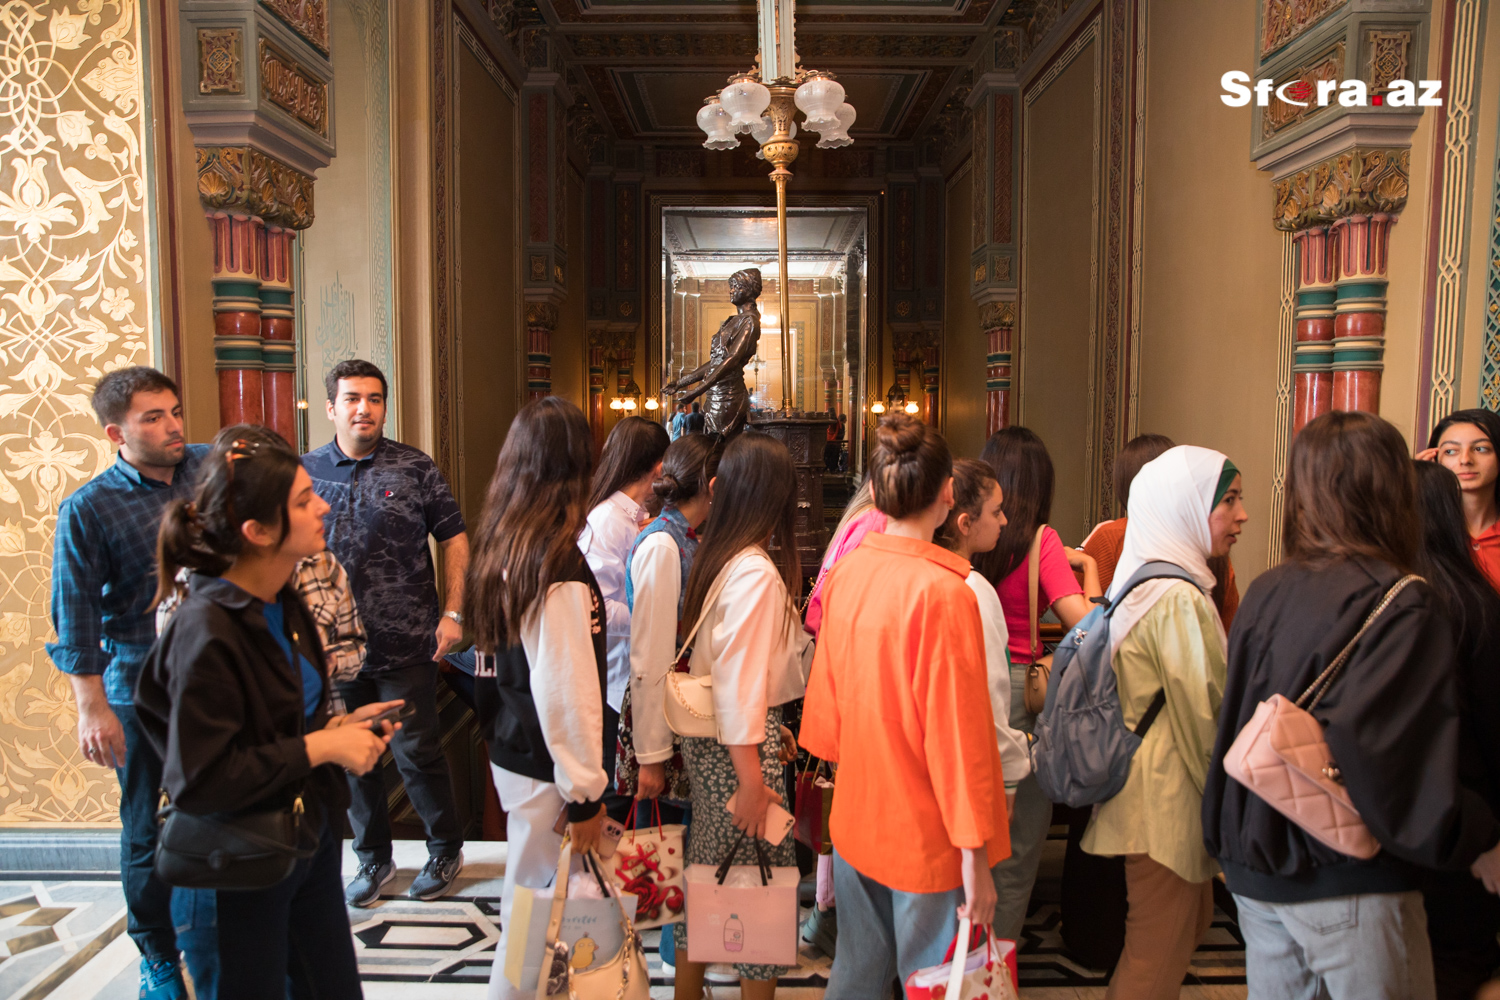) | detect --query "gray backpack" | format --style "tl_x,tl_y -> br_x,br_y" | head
1030,560 -> 1203,808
